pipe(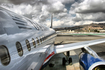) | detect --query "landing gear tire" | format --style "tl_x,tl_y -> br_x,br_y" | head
49,63 -> 54,67
62,57 -> 66,66
69,57 -> 72,65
